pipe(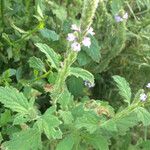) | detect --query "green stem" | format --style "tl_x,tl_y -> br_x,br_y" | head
51,51 -> 77,104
